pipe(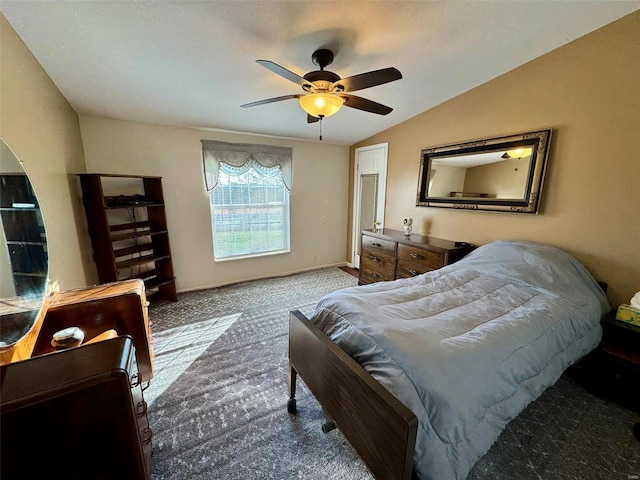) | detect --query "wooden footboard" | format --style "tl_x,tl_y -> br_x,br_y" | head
289,310 -> 417,480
